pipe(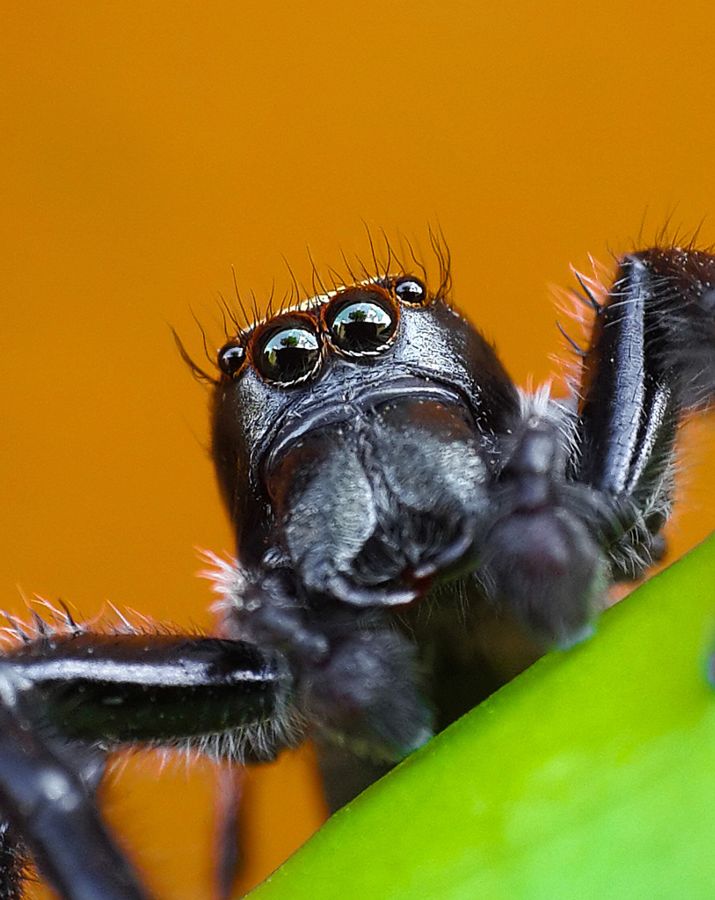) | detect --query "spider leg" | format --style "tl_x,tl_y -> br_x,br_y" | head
0,740 -> 108,899
0,821 -> 26,900
0,627 -> 298,898
576,247 -> 715,577
214,767 -> 243,900
1,631 -> 296,758
0,673 -> 148,900
479,247 -> 714,643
